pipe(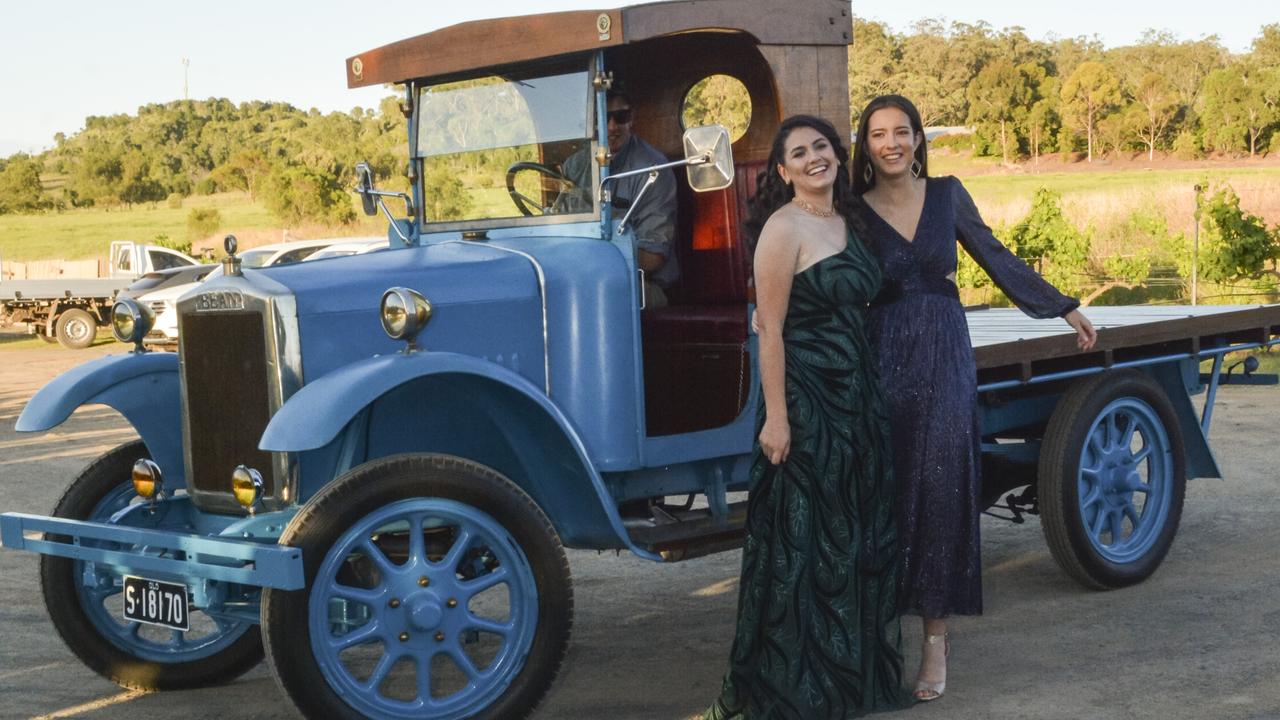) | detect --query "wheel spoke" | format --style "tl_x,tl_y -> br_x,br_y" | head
167,629 -> 185,650
1089,507 -> 1109,539
1106,413 -> 1120,450
439,528 -> 473,571
364,650 -> 397,691
447,647 -> 480,681
1120,417 -> 1138,450
1088,431 -> 1105,456
466,614 -> 514,638
1109,509 -> 1125,543
416,653 -> 433,702
1122,503 -> 1141,528
331,584 -> 386,607
1132,446 -> 1153,465
460,567 -> 509,598
407,514 -> 427,566
328,619 -> 382,651
1080,485 -> 1103,510
361,539 -> 401,577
